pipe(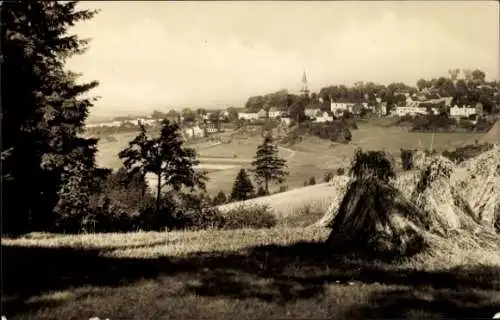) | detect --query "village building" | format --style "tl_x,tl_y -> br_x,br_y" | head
313,111 -> 334,123
449,105 -> 478,118
238,112 -> 260,121
330,101 -> 356,115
